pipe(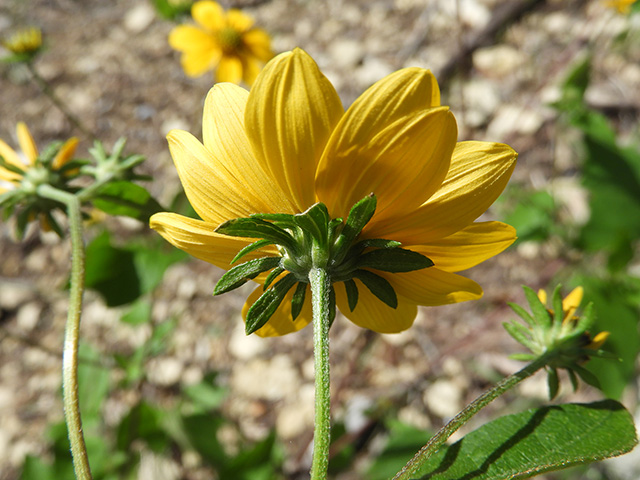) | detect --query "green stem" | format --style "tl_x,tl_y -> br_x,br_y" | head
26,62 -> 95,140
37,184 -> 93,480
309,267 -> 332,480
393,352 -> 555,480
